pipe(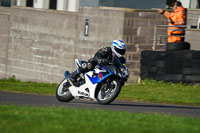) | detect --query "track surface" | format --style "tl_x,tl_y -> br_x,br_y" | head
0,92 -> 200,117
